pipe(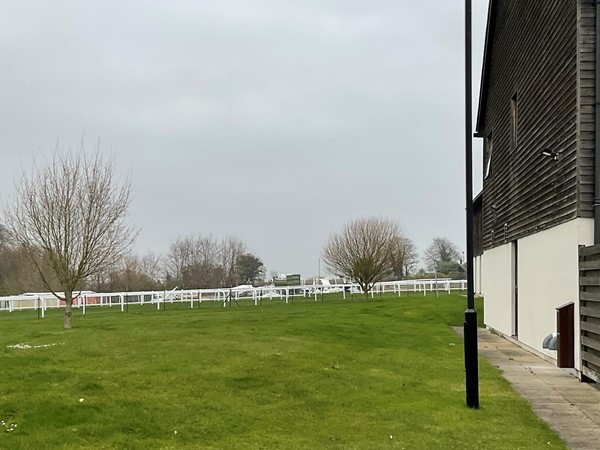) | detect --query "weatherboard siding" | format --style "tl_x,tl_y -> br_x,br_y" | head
473,194 -> 483,257
577,0 -> 596,218
479,0 -> 582,251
